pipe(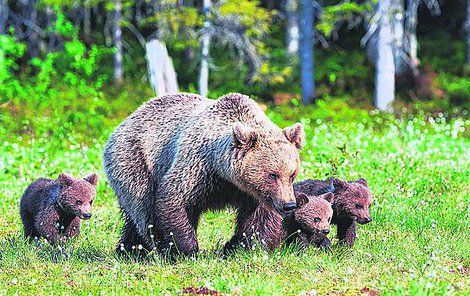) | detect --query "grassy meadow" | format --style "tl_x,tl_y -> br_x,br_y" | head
0,94 -> 468,295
